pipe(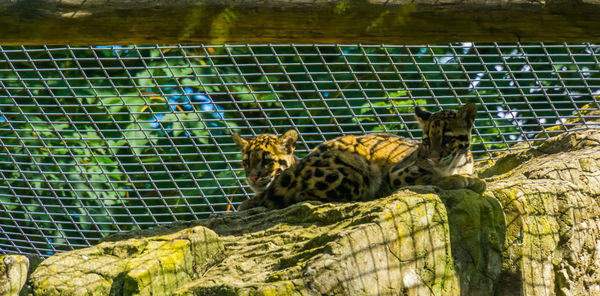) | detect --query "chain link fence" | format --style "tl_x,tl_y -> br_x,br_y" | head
0,43 -> 599,256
